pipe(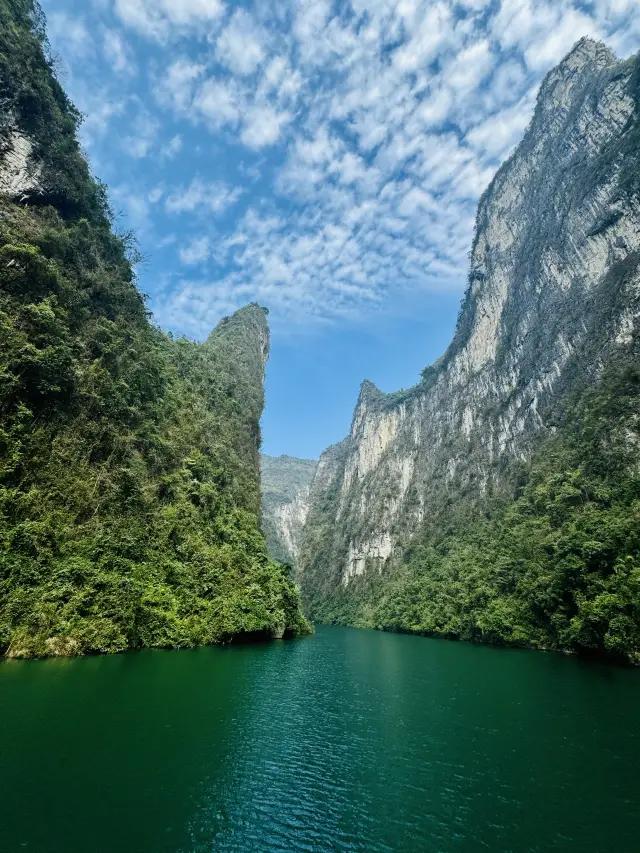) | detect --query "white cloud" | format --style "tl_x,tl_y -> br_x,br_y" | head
180,236 -> 211,265
103,29 -> 135,74
294,0 -> 333,56
241,105 -> 291,148
165,178 -> 244,215
159,134 -> 183,160
122,111 -> 159,158
155,58 -> 205,112
193,78 -> 240,128
262,56 -> 287,91
446,40 -> 495,95
216,9 -> 266,75
393,2 -> 455,72
114,0 -> 225,41
398,187 -> 437,218
419,87 -> 453,128
257,57 -> 302,109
